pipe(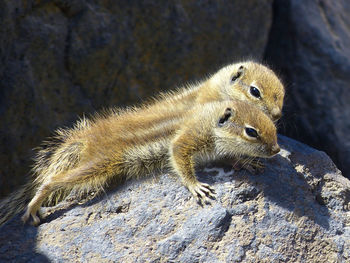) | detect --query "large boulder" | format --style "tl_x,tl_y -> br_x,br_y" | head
264,0 -> 350,178
0,0 -> 273,197
1,136 -> 349,262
